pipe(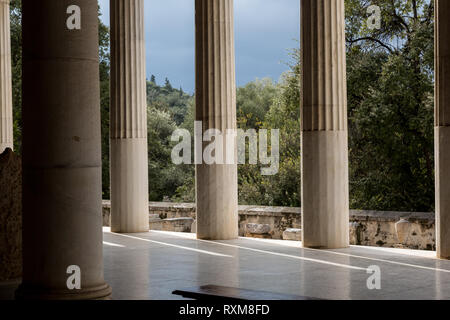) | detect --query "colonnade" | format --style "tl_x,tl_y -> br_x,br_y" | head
0,0 -> 446,299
